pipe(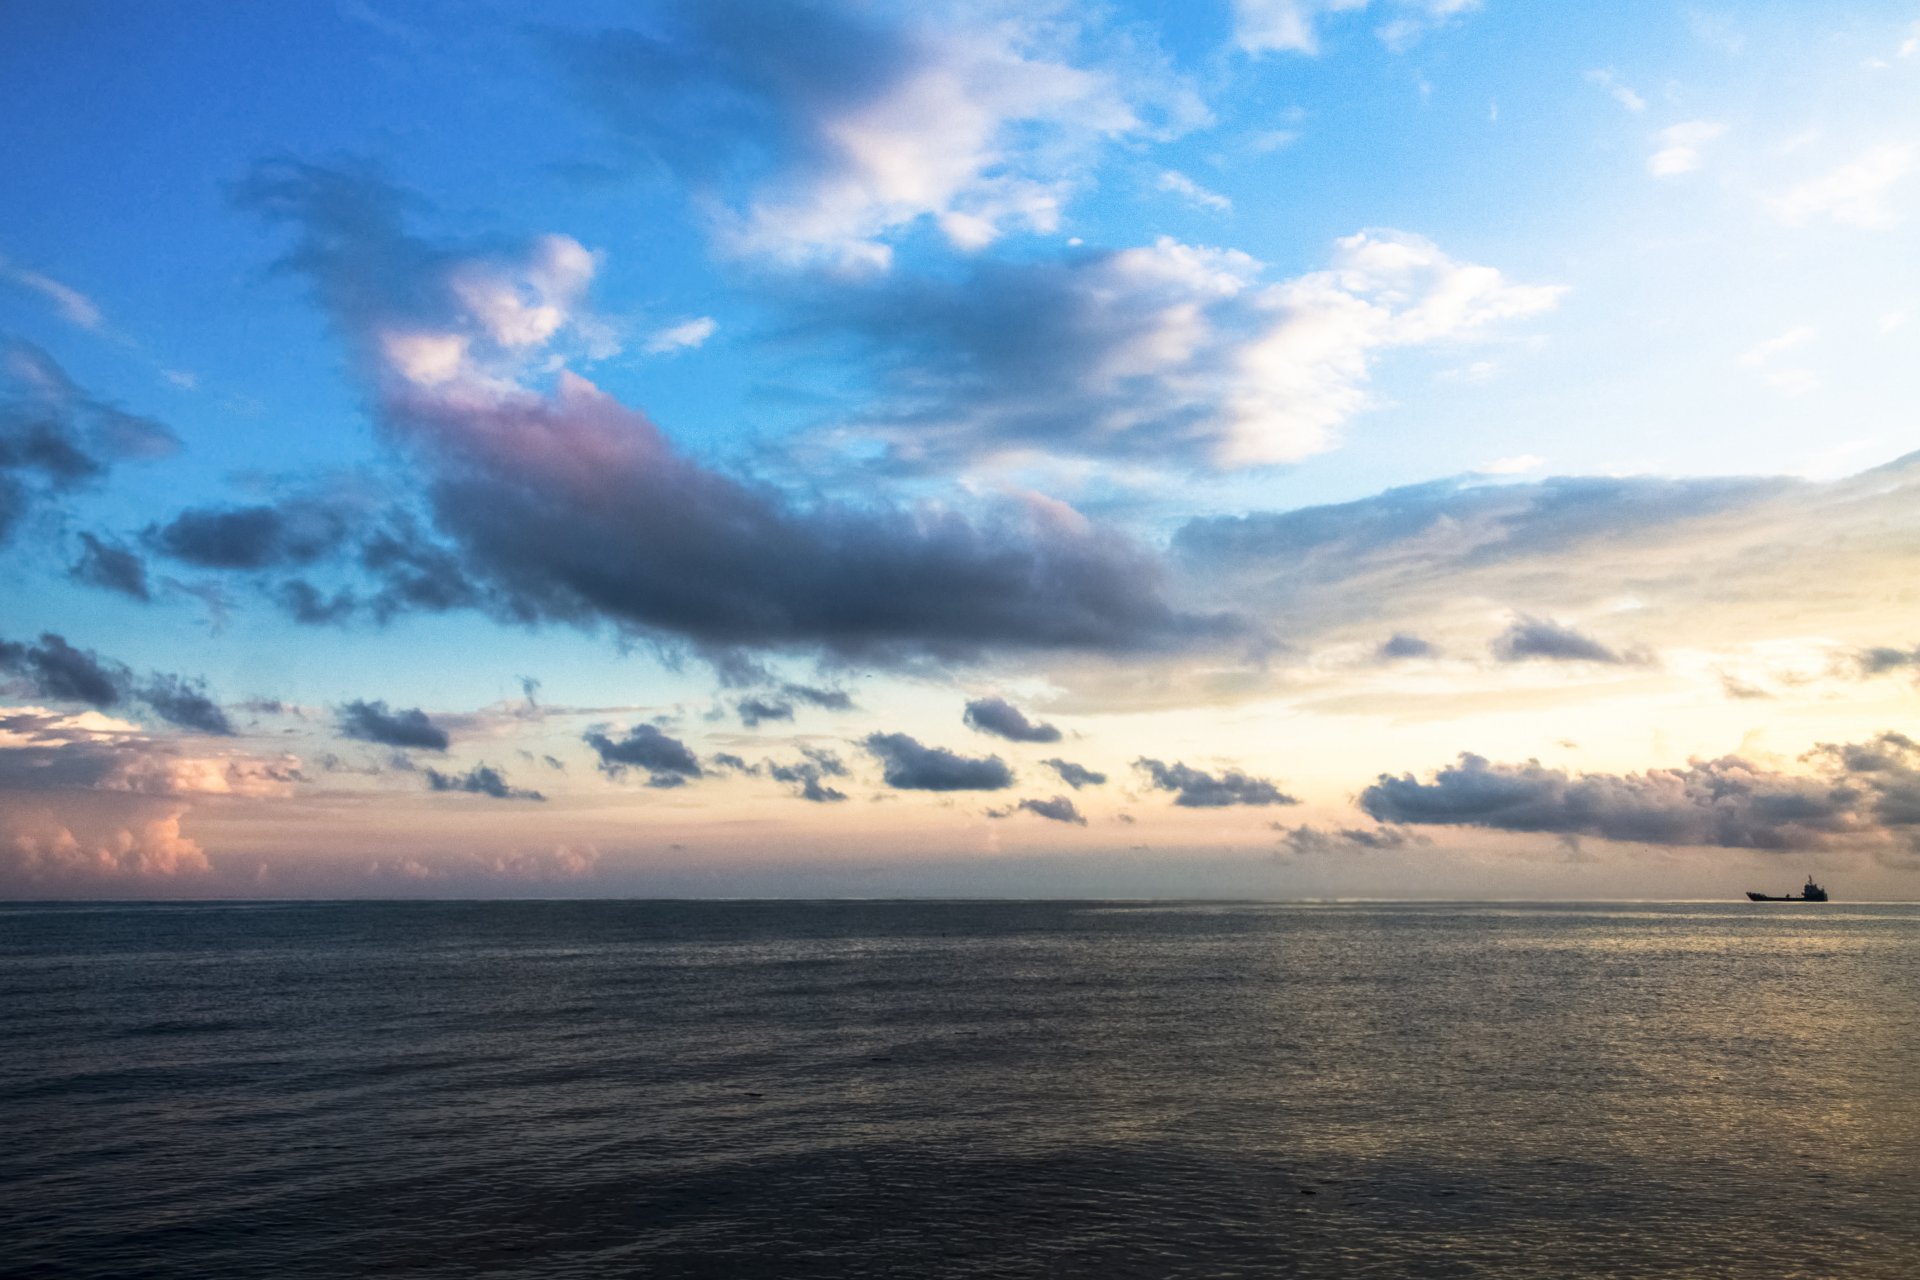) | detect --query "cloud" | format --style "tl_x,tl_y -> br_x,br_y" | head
2,342 -> 178,544
1648,121 -> 1726,177
1584,68 -> 1646,113
766,746 -> 850,803
811,230 -> 1561,470
2,803 -> 209,887
585,722 -> 703,786
644,317 -> 716,354
1169,471 -> 1804,671
1377,631 -> 1436,660
736,697 -> 795,728
1043,758 -> 1107,789
864,732 -> 1013,791
1157,169 -> 1231,212
1771,144 -> 1915,229
1736,324 -> 1819,393
0,633 -> 126,707
1359,733 -> 1920,853
963,696 -> 1061,743
1233,0 -> 1478,55
1854,644 -> 1920,676
991,795 -> 1087,825
336,699 -> 450,751
1135,758 -> 1297,807
424,763 -> 546,801
1491,615 -> 1642,665
1273,823 -> 1433,854
0,705 -> 301,800
242,162 -> 1228,659
0,259 -> 104,329
136,674 -> 234,736
0,632 -> 232,734
148,500 -> 352,570
551,0 -> 1189,269
783,683 -> 855,711
68,532 -> 151,600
